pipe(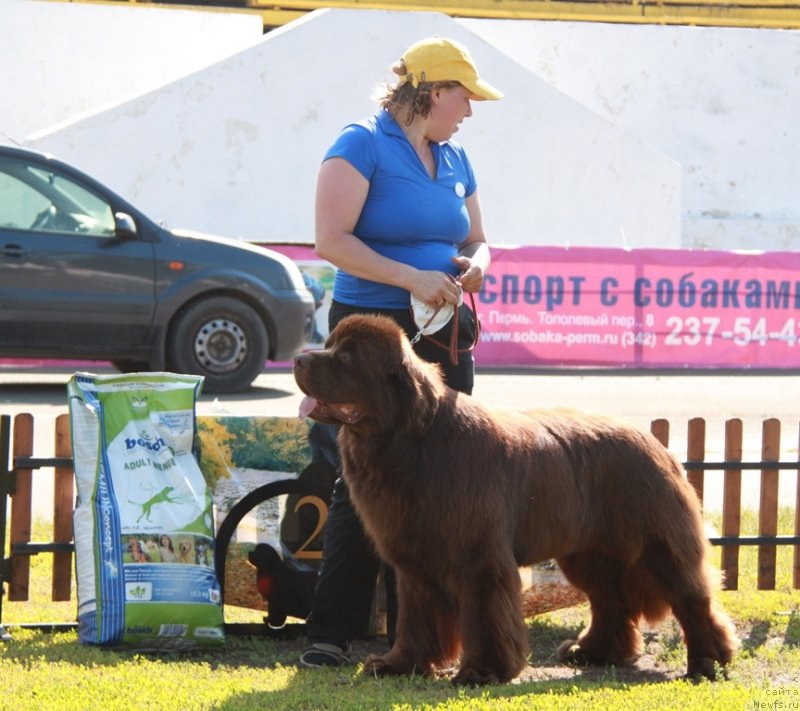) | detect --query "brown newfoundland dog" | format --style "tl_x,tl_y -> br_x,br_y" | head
293,314 -> 736,685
